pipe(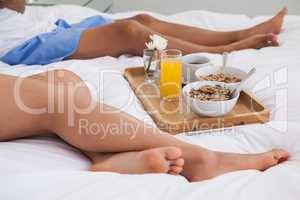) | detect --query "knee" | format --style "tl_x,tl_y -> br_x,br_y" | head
118,20 -> 145,38
132,14 -> 156,25
50,70 -> 93,108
